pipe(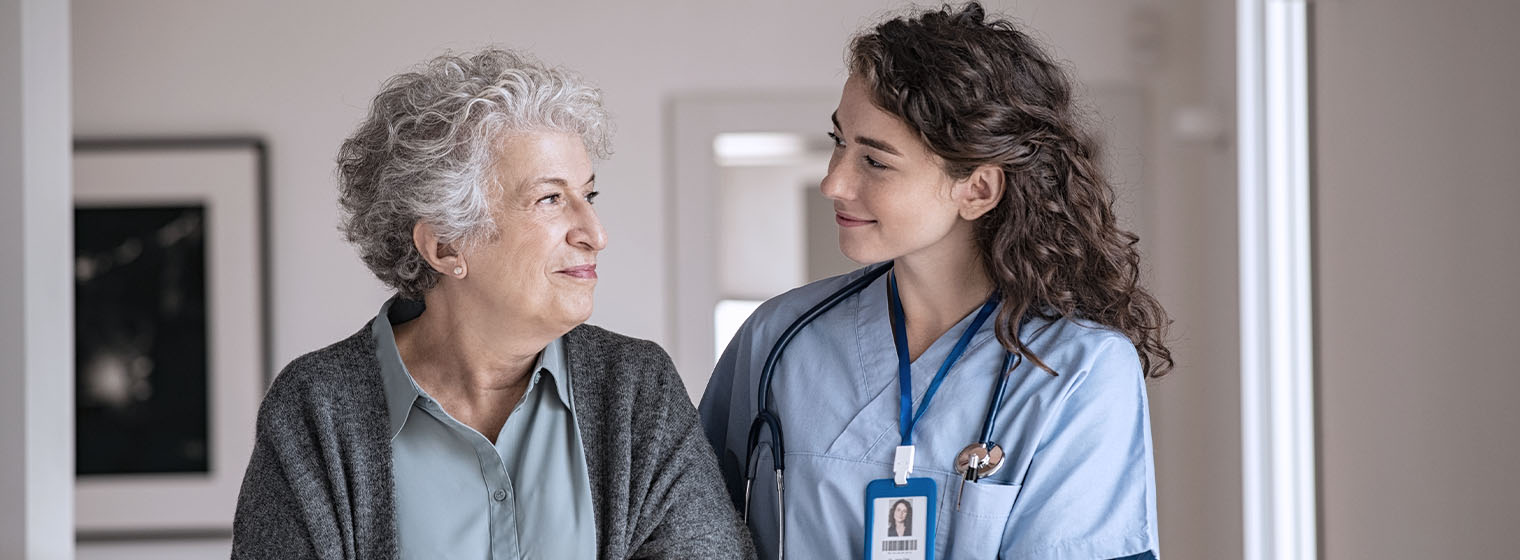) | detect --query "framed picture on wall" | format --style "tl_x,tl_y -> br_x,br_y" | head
72,137 -> 270,538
